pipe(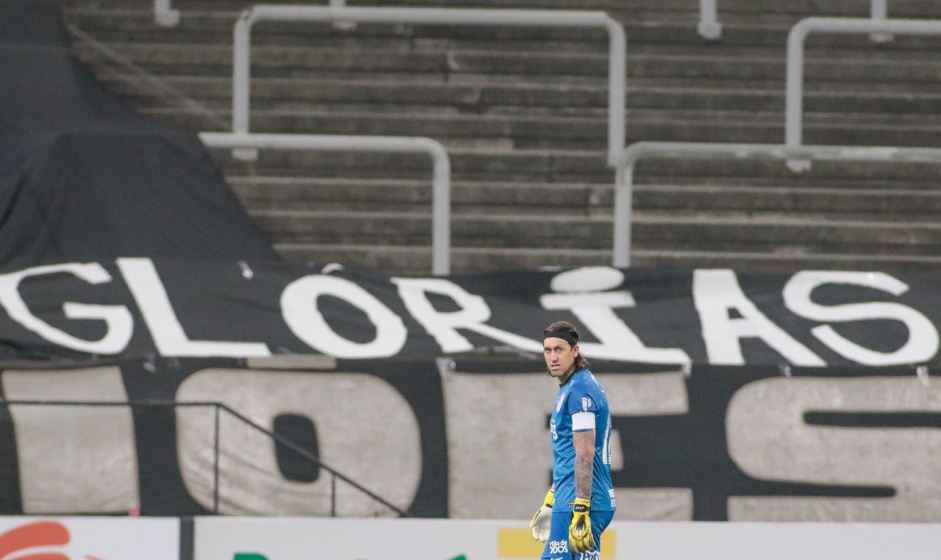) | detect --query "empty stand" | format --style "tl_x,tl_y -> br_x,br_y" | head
57,0 -> 941,274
